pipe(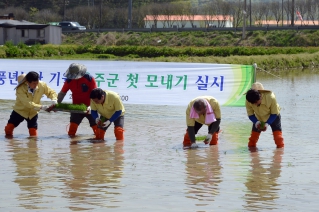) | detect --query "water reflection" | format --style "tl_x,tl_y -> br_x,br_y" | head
59,140 -> 125,210
9,138 -> 43,210
184,147 -> 222,204
244,149 -> 284,211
